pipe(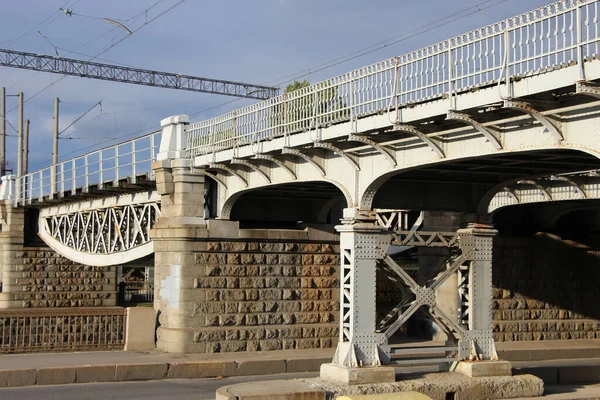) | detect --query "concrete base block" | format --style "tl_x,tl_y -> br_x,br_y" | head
457,360 -> 512,377
307,372 -> 543,400
124,307 -> 156,351
216,379 -> 325,400
320,363 -> 396,385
